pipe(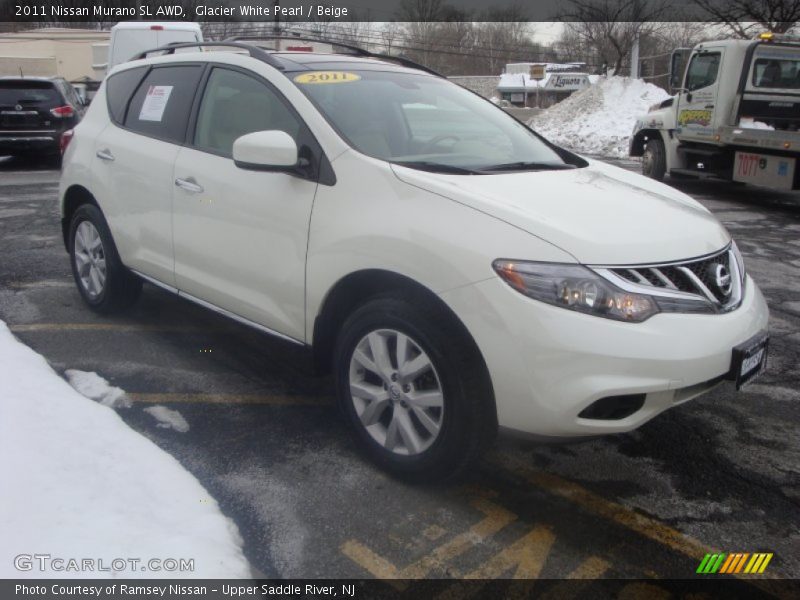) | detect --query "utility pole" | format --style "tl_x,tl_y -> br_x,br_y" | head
273,1 -> 281,51
630,33 -> 640,79
522,74 -> 527,108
